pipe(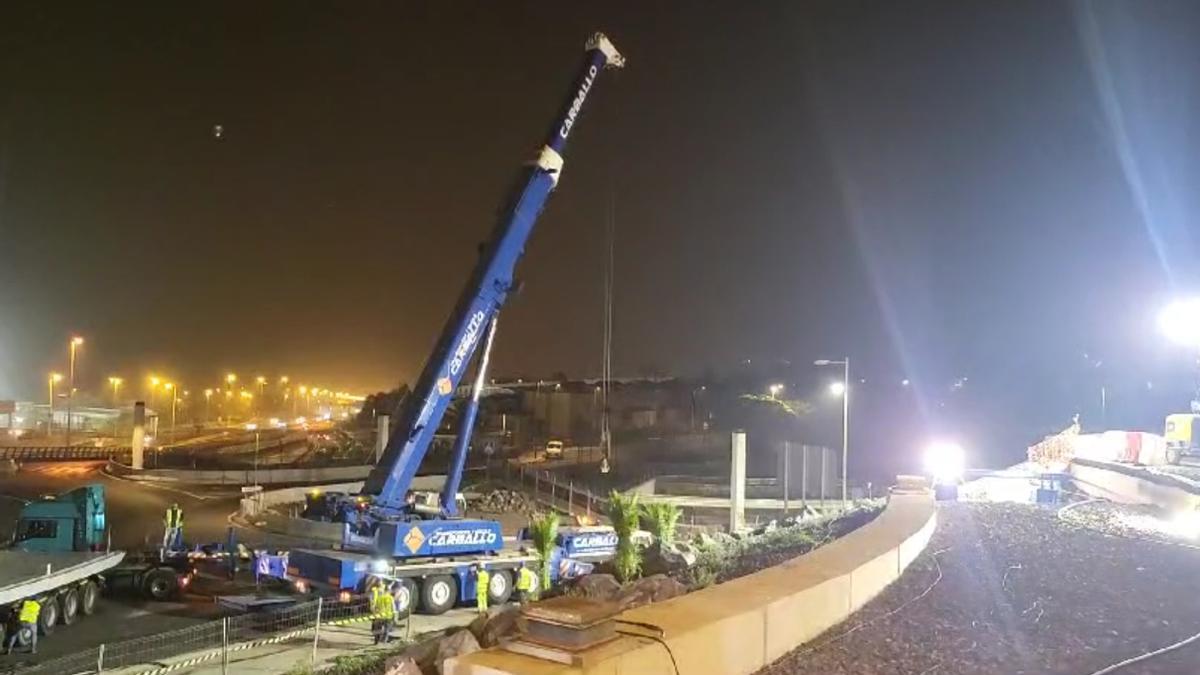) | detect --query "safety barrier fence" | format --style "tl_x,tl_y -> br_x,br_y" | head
0,447 -> 130,461
11,595 -> 381,675
504,462 -> 612,521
